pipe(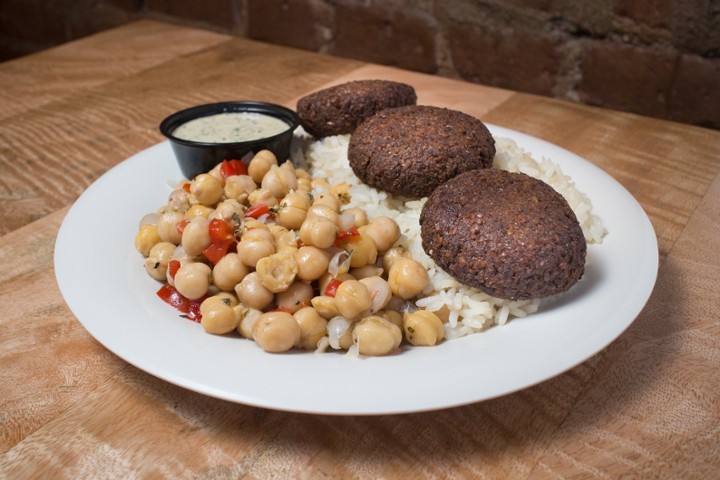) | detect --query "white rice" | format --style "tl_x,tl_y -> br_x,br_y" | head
291,130 -> 605,339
